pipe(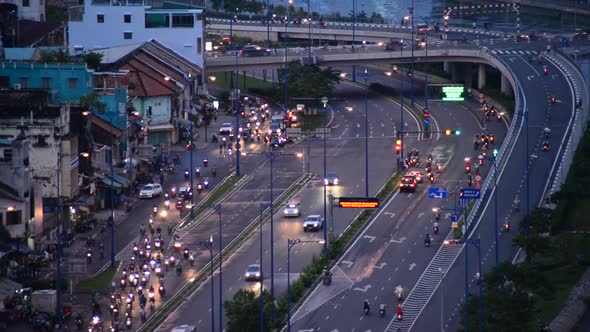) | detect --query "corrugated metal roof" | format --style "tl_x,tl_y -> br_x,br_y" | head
96,43 -> 145,64
4,48 -> 36,61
